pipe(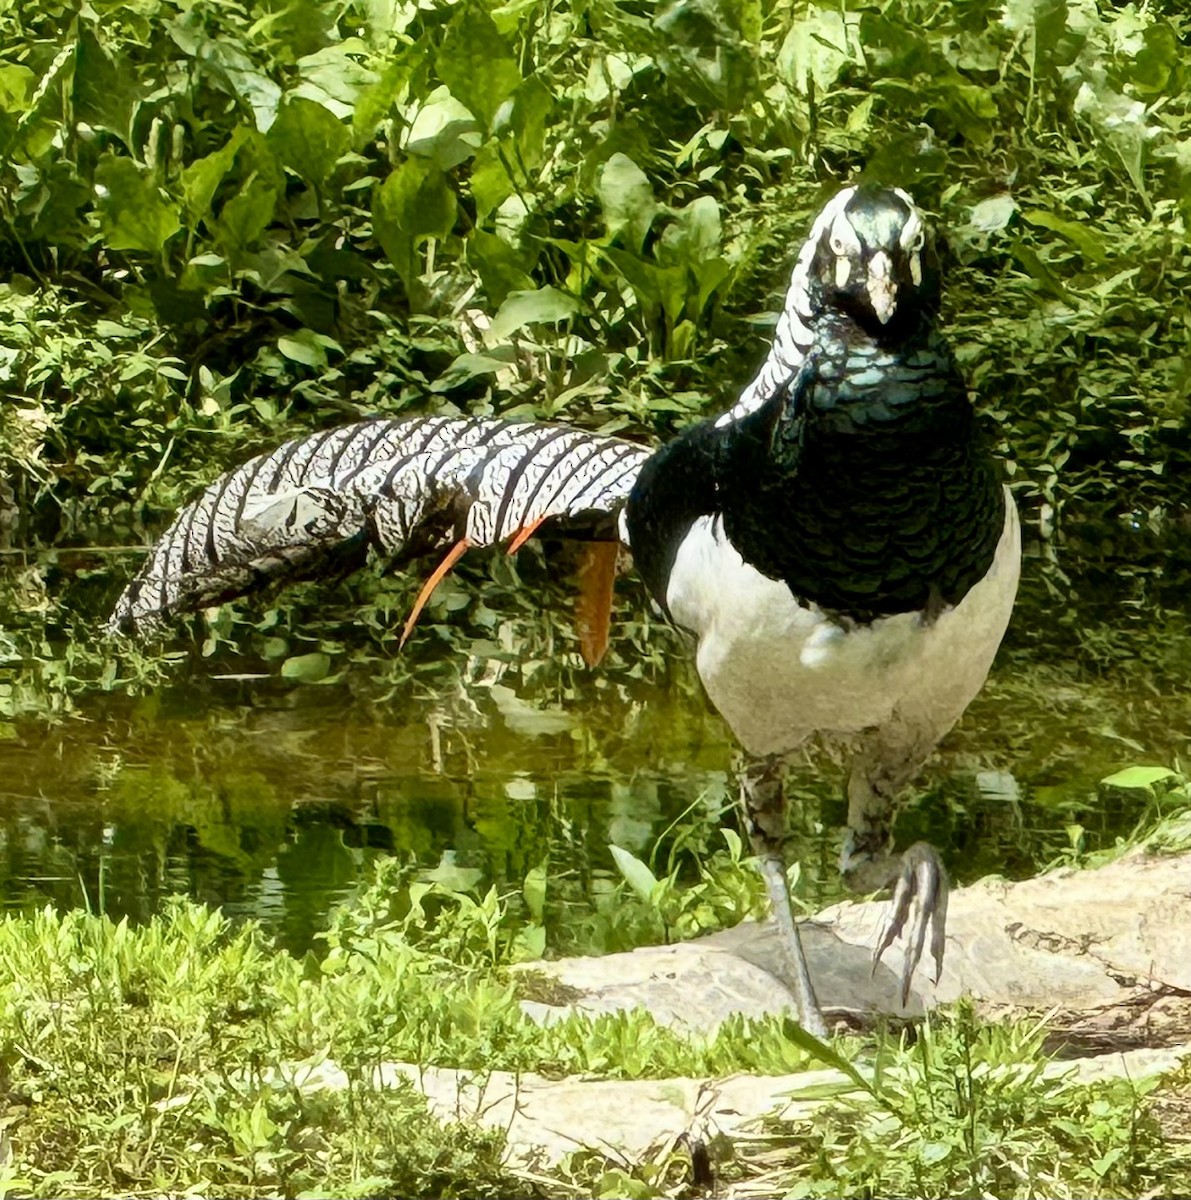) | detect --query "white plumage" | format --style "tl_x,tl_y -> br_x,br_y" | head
667,496 -> 1020,761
